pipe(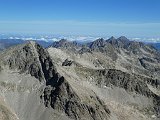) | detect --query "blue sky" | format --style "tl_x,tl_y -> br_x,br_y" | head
0,0 -> 160,37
